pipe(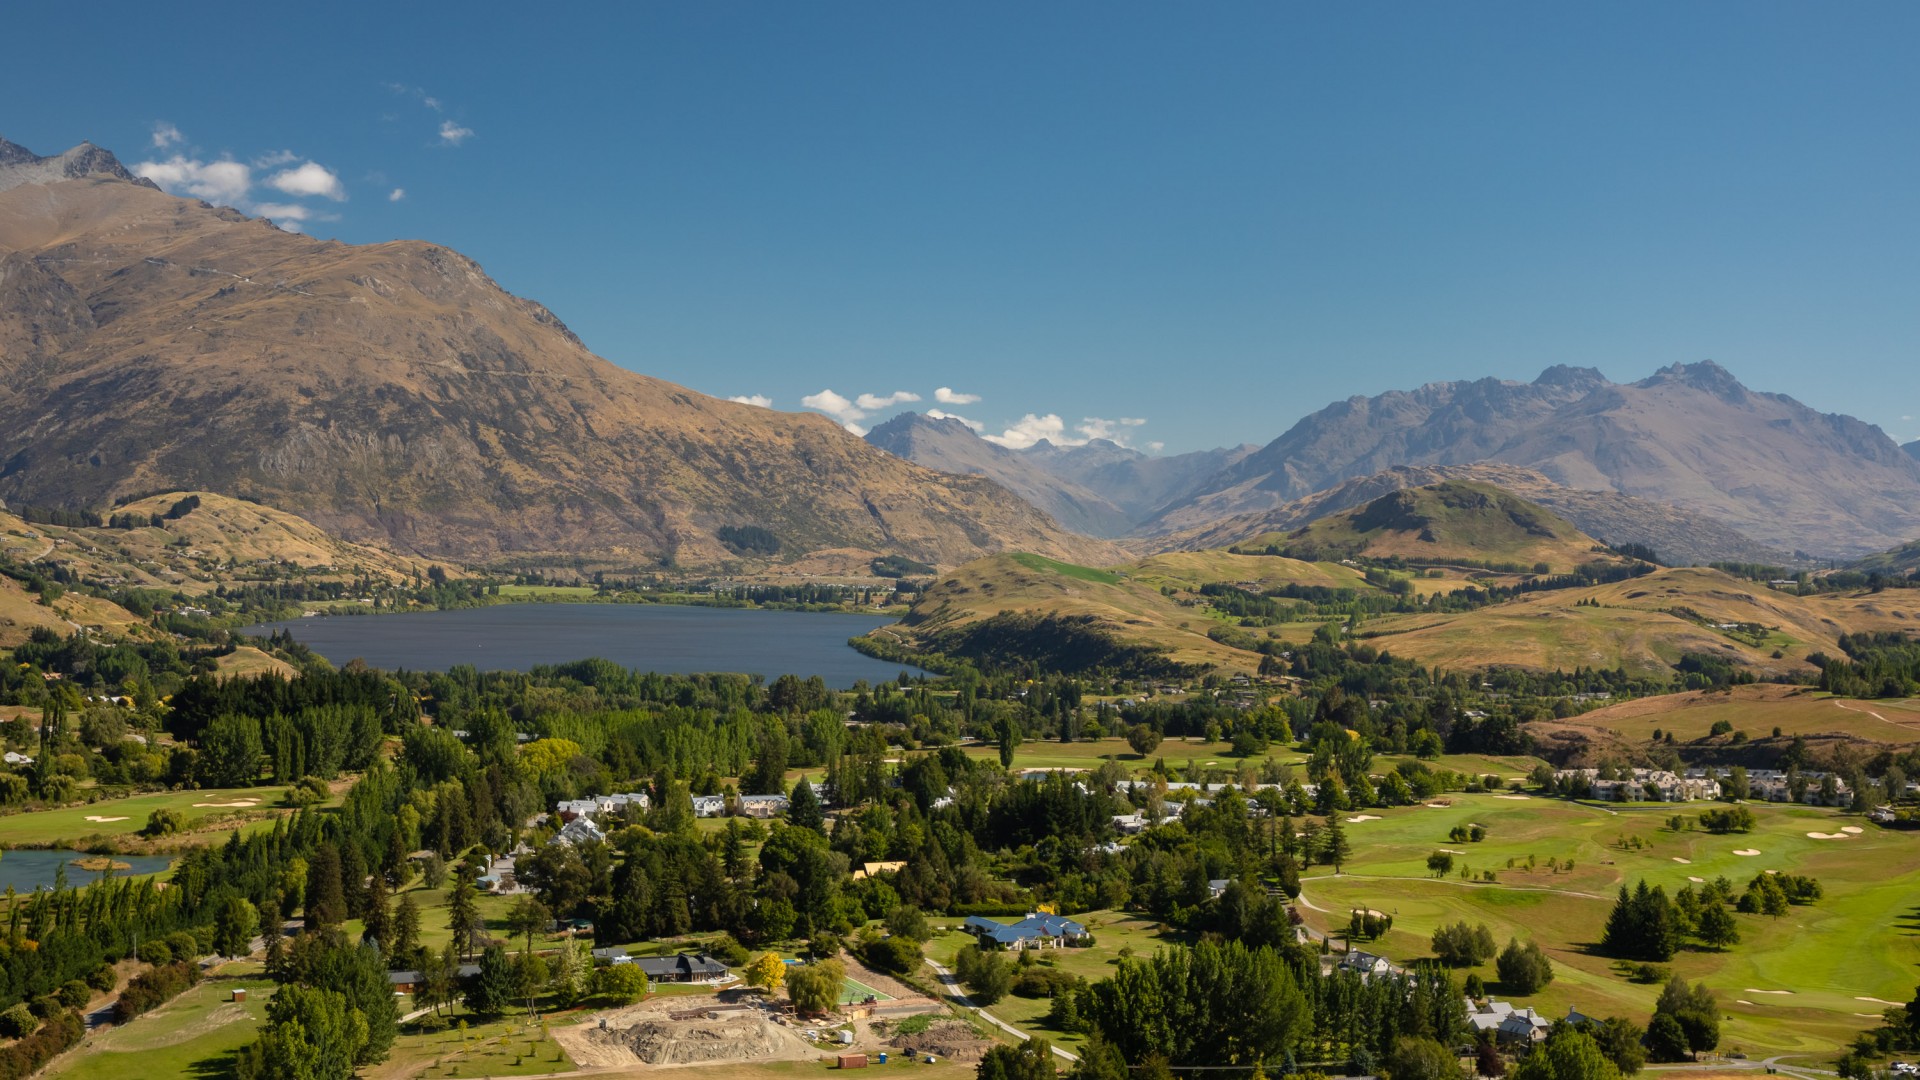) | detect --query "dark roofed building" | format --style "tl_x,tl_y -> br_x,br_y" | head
635,952 -> 732,983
